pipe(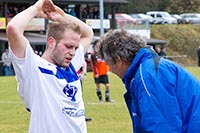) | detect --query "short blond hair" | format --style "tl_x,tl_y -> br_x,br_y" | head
46,21 -> 81,43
